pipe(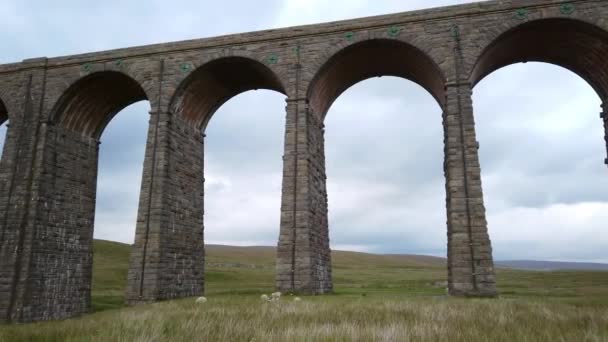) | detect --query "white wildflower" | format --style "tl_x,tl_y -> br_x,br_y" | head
271,292 -> 282,300
294,297 -> 302,302
195,296 -> 207,304
261,294 -> 269,301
